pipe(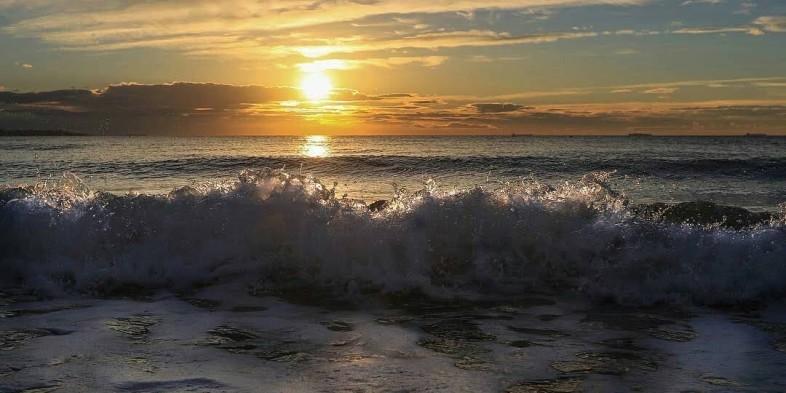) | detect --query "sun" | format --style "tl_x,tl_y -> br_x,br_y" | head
300,72 -> 333,101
